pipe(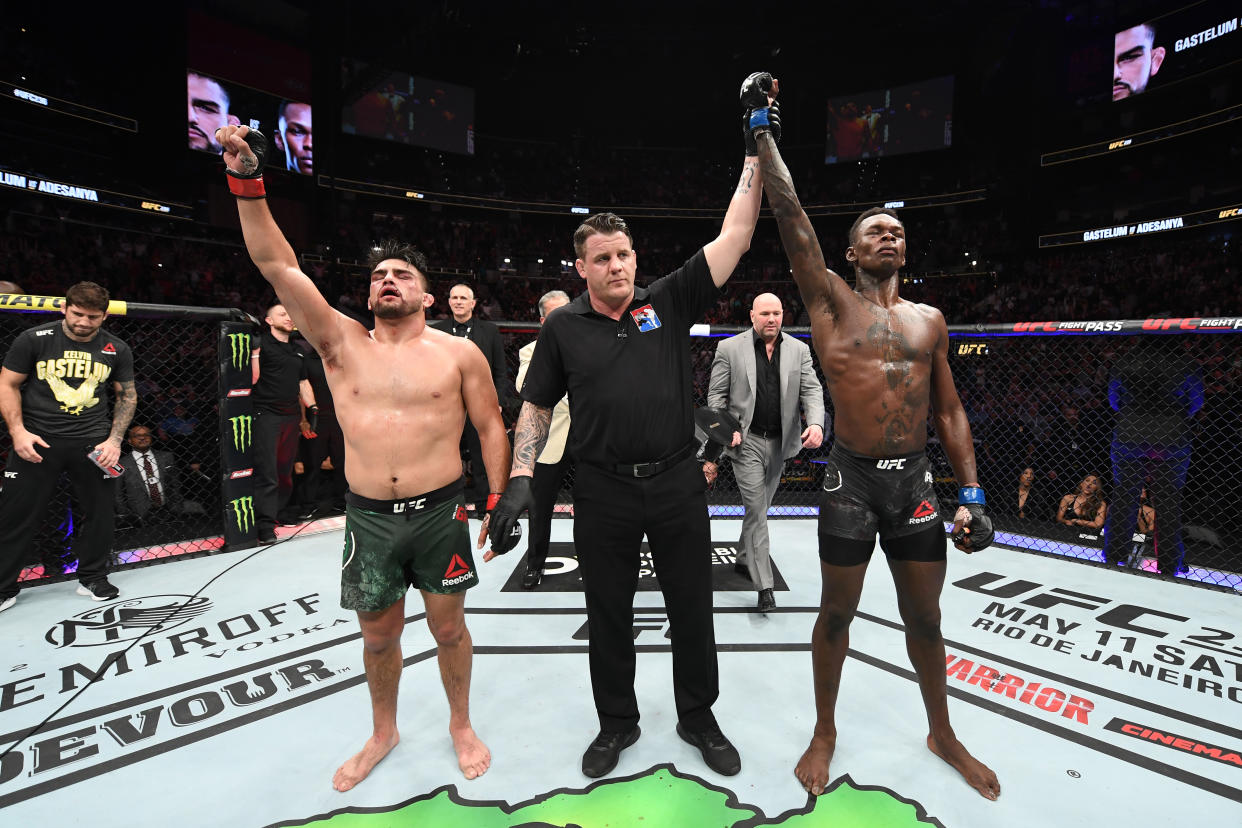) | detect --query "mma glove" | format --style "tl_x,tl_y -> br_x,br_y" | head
224,128 -> 269,199
740,71 -> 781,156
744,101 -> 782,155
486,477 -> 531,555
953,485 -> 995,552
304,405 -> 319,438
